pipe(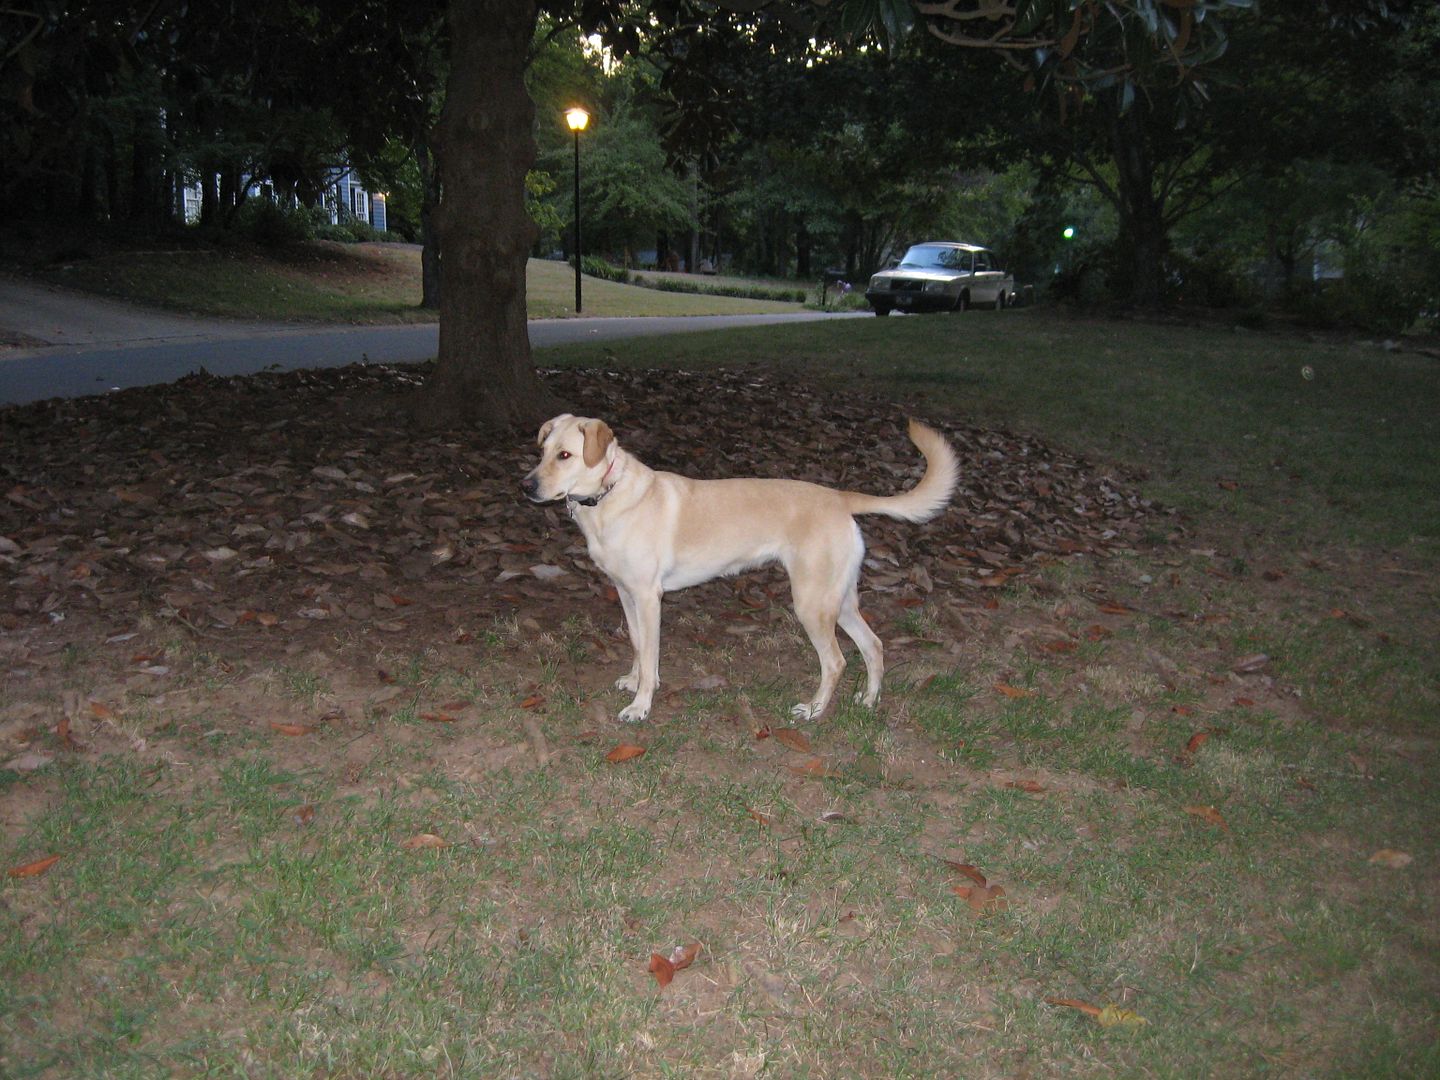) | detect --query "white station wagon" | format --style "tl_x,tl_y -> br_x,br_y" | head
865,242 -> 1015,316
